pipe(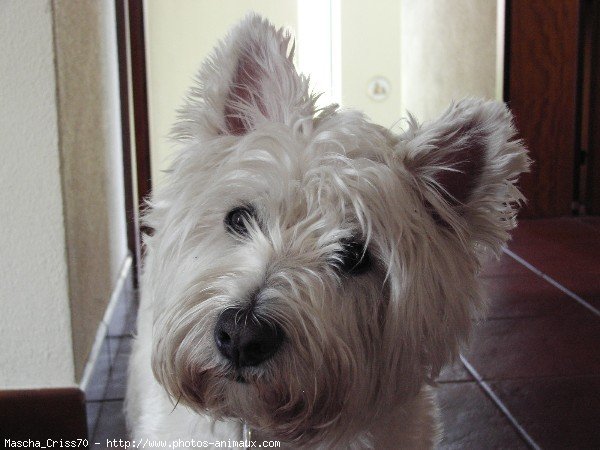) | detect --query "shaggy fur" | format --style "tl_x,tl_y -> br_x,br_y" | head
126,14 -> 529,449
